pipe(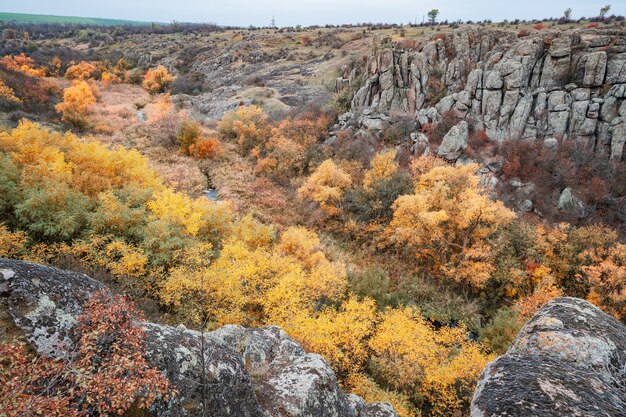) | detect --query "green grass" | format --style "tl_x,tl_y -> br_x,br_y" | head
0,12 -> 153,26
